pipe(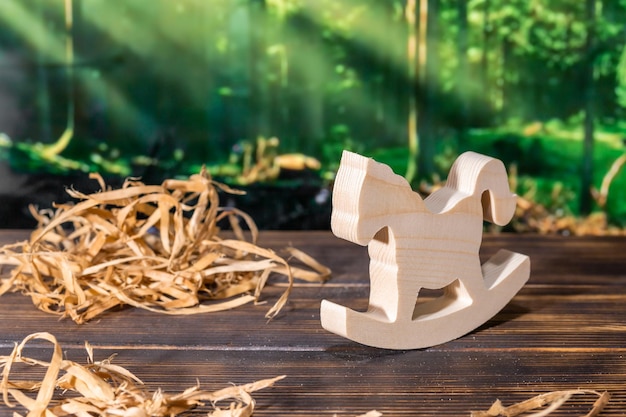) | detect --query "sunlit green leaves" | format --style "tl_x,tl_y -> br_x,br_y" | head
266,0 -> 300,19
